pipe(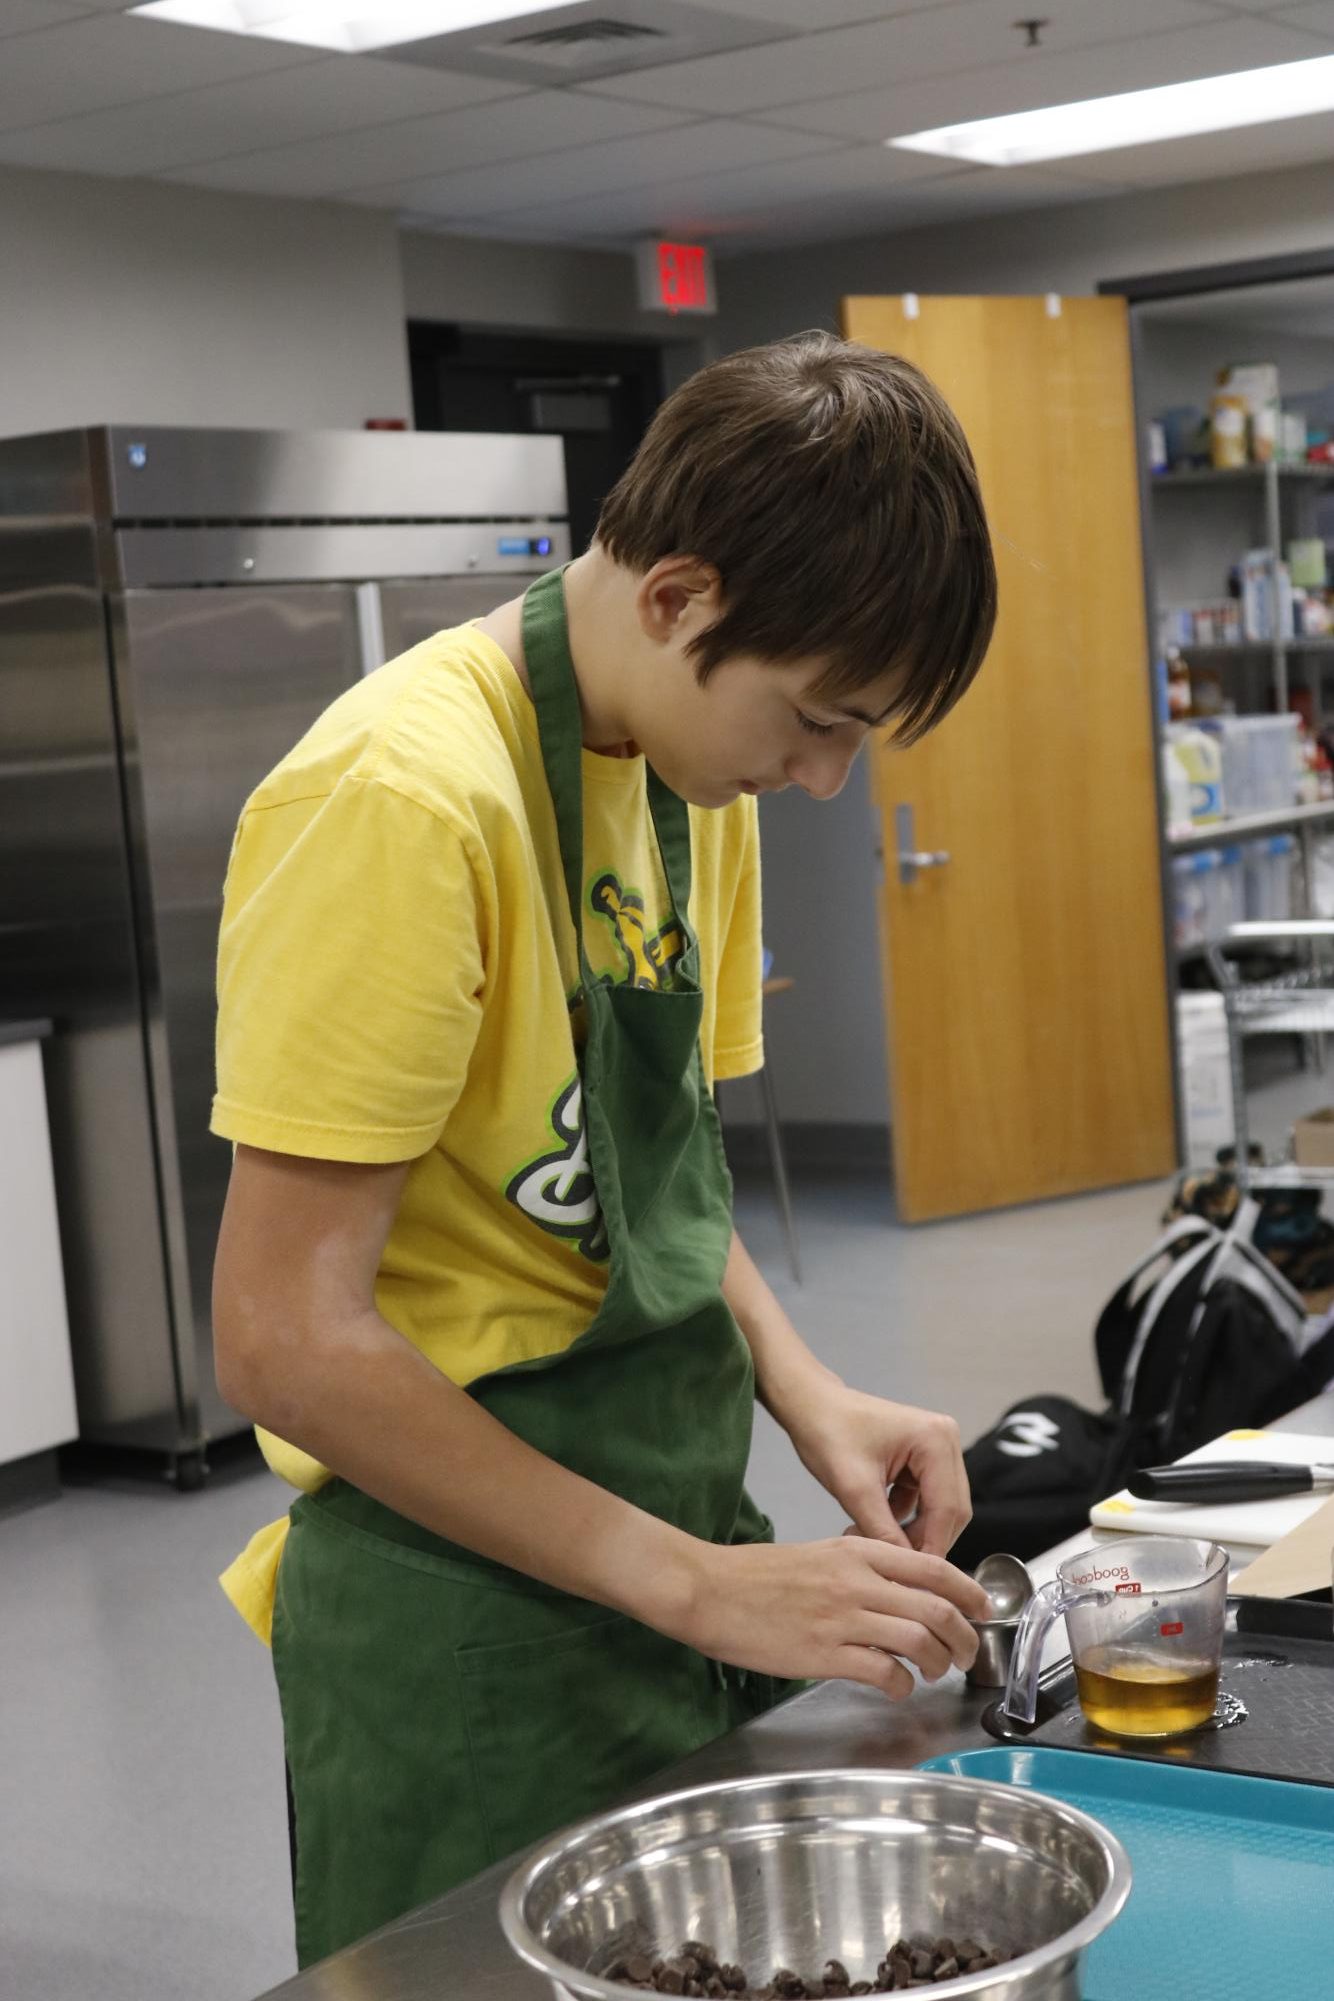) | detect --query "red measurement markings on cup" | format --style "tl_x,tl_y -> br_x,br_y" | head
1114,1581 -> 1143,1595
1160,1621 -> 1185,1636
